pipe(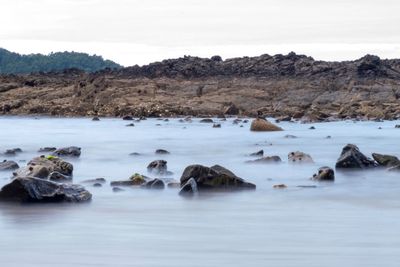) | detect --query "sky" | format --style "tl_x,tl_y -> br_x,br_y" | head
0,0 -> 399,66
